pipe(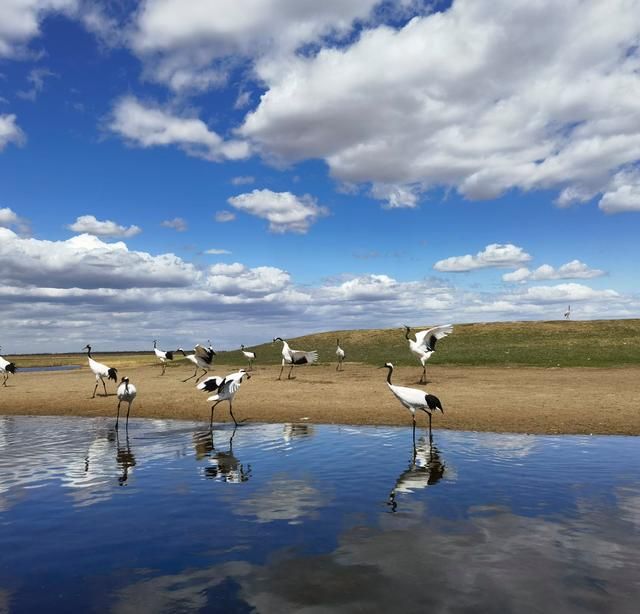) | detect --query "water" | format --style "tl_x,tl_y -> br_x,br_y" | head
0,416 -> 639,613
16,365 -> 81,372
